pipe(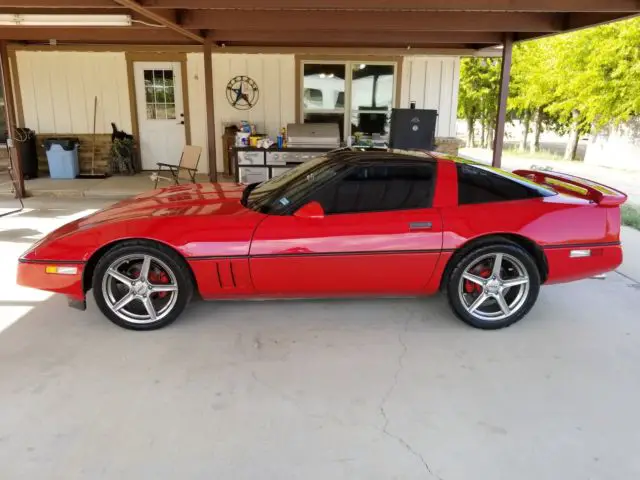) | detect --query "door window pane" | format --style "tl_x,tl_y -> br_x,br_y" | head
351,64 -> 394,110
164,87 -> 175,104
301,62 -> 395,142
310,162 -> 435,214
303,64 -> 346,111
351,64 -> 394,140
143,68 -> 177,120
